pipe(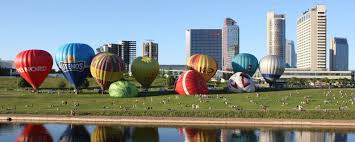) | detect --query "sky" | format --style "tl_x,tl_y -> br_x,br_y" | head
0,0 -> 353,69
